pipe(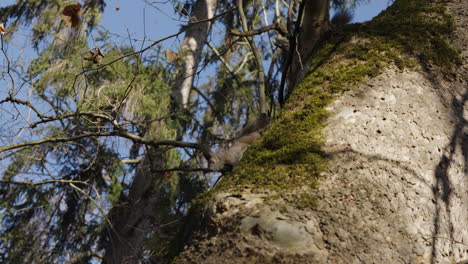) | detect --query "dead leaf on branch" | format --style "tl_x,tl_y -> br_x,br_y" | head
165,49 -> 180,63
62,4 -> 82,28
83,47 -> 105,64
0,23 -> 7,34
